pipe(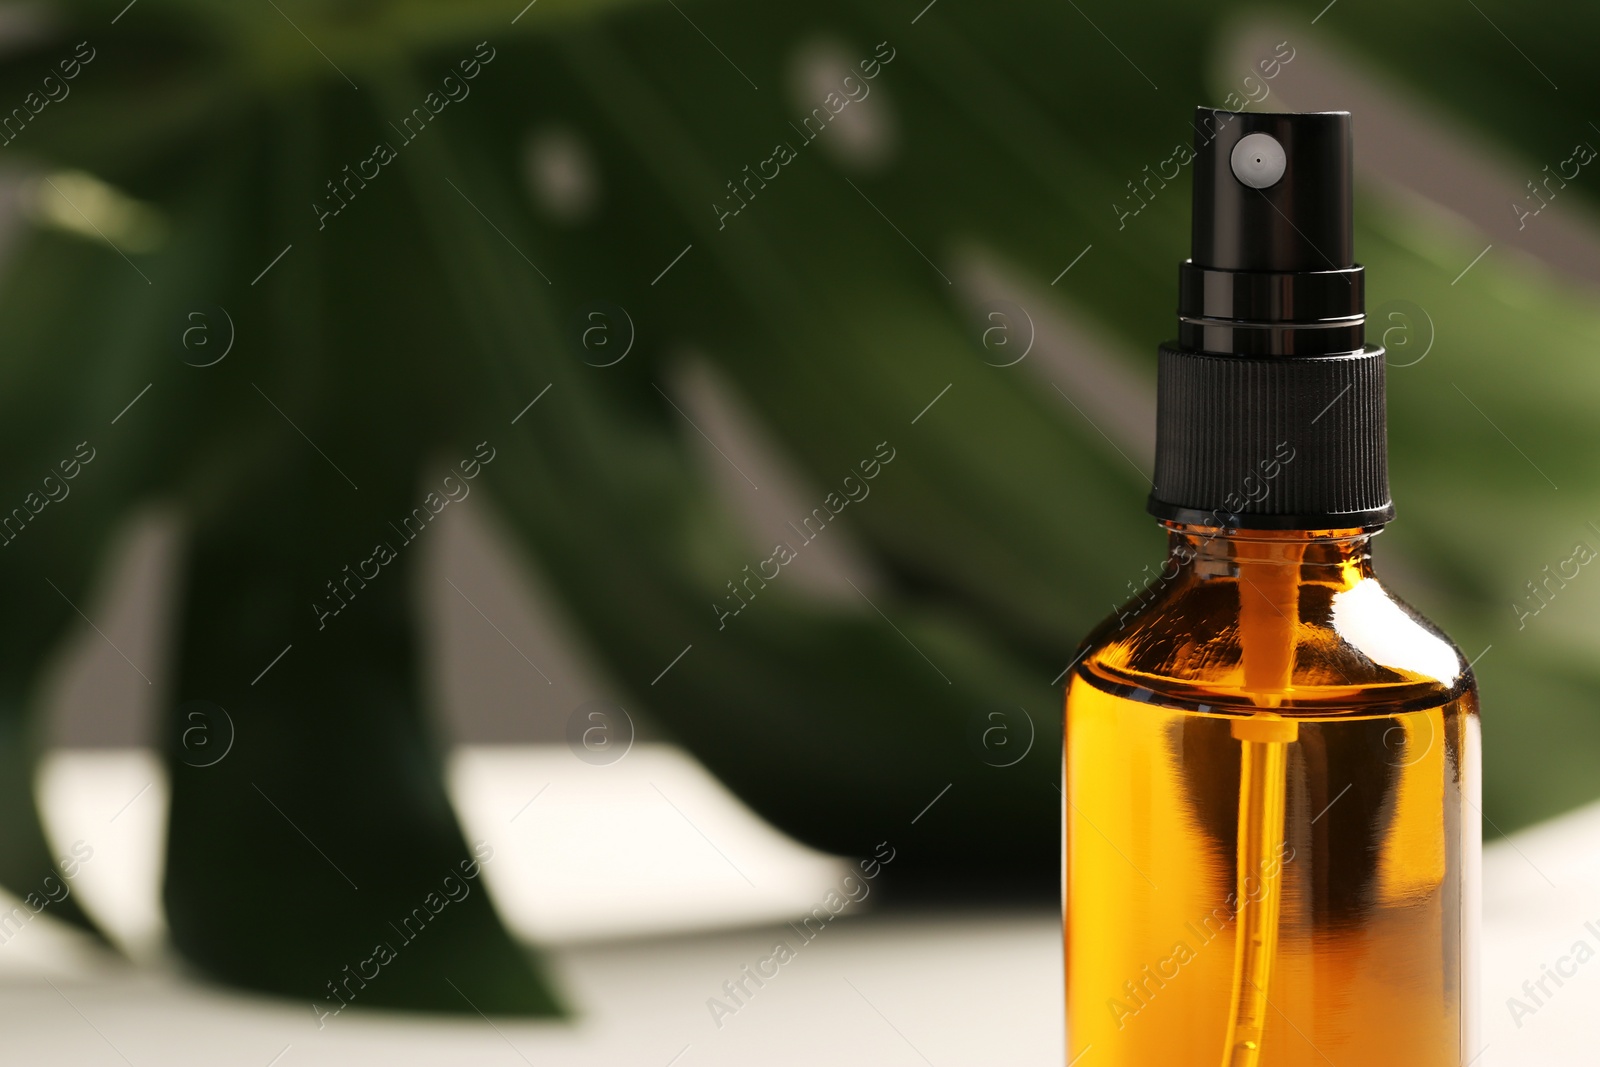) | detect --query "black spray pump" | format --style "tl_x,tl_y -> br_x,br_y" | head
1148,108 -> 1392,530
